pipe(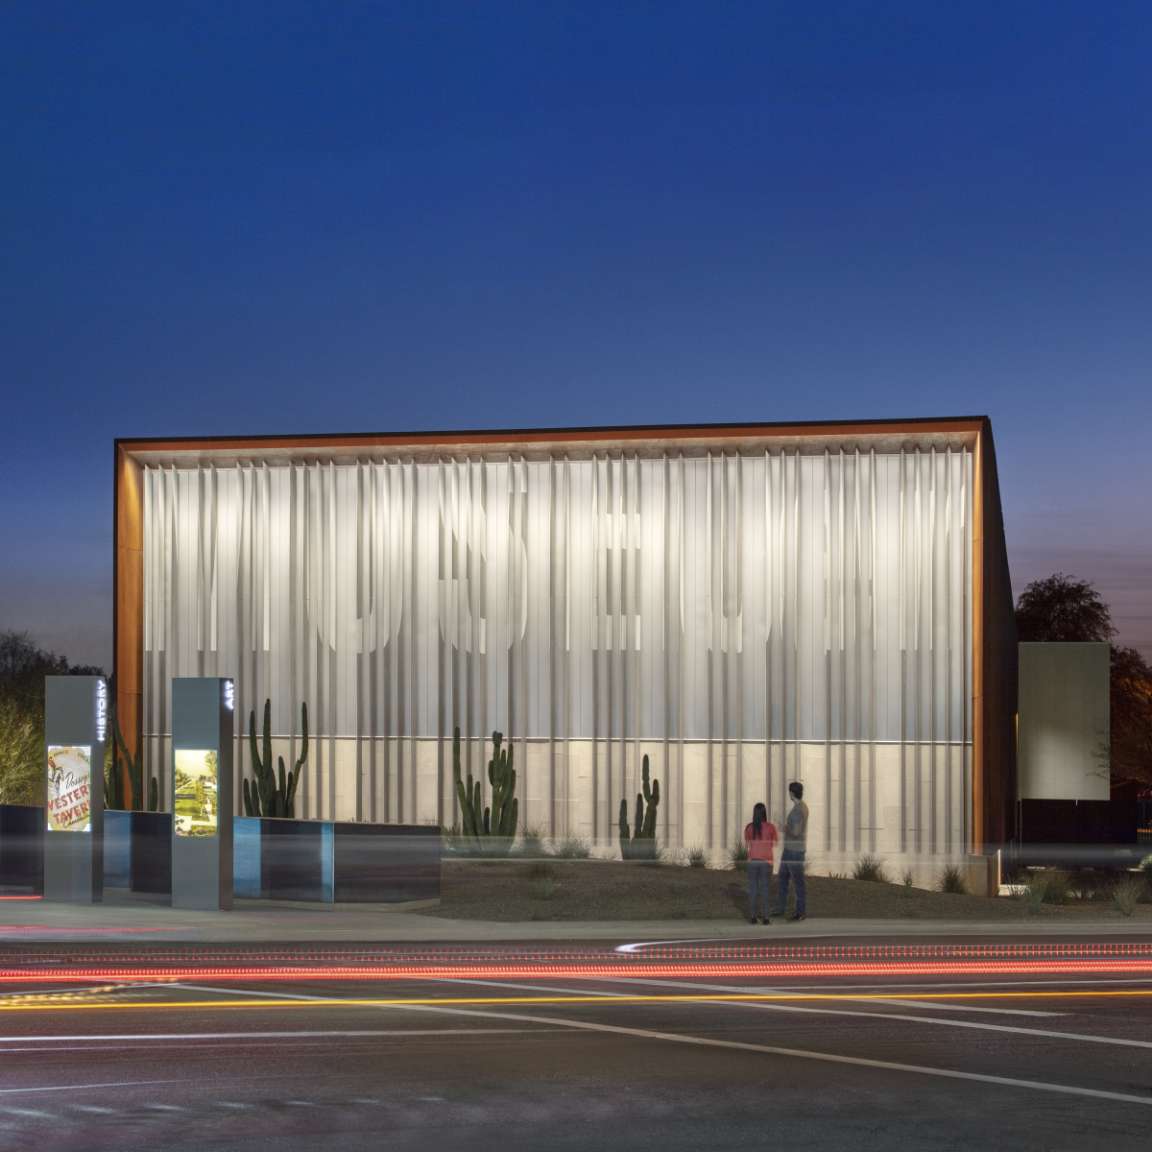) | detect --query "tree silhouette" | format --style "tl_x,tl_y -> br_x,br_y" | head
0,631 -> 104,805
1015,573 -> 1114,643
